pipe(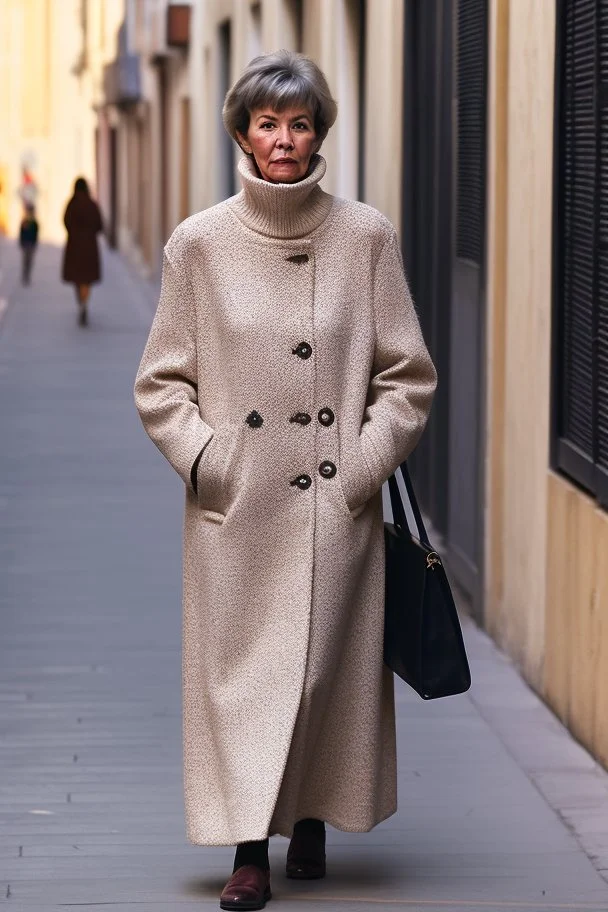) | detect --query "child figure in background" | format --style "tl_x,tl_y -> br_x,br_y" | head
19,204 -> 39,286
